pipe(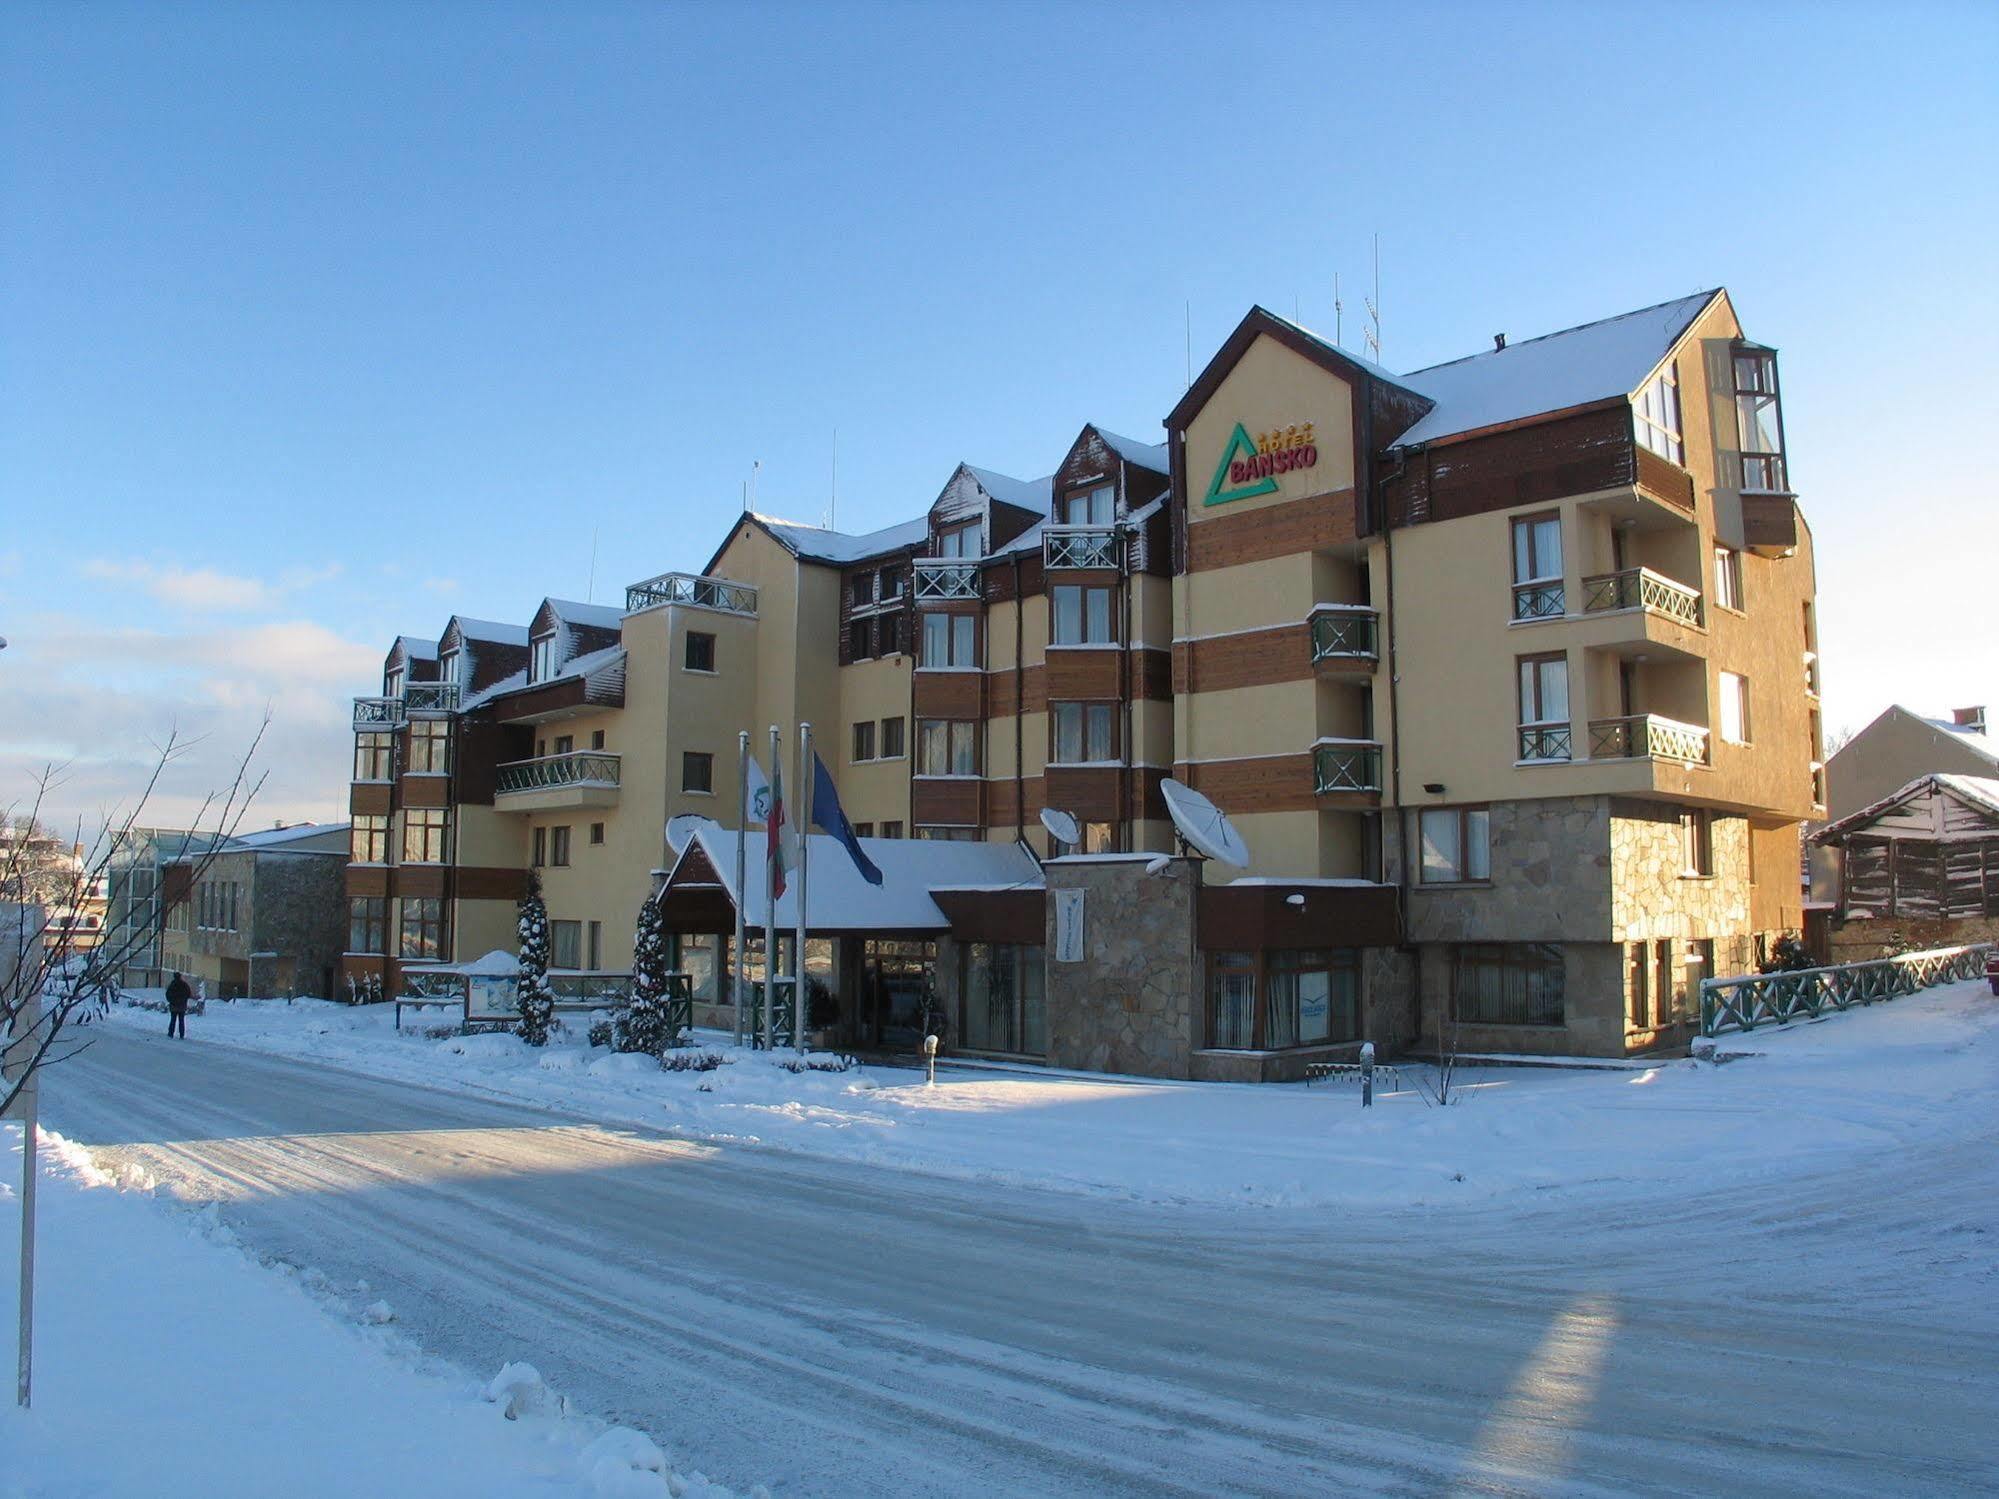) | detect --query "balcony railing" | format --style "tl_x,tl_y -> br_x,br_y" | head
1312,740 -> 1383,794
1740,451 -> 1789,494
1587,714 -> 1710,765
1042,525 -> 1121,571
1581,567 -> 1704,628
495,751 -> 622,796
625,572 -> 758,617
1309,606 -> 1379,664
404,681 -> 461,715
913,559 -> 982,600
1511,581 -> 1565,621
1518,724 -> 1573,762
353,696 -> 402,728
